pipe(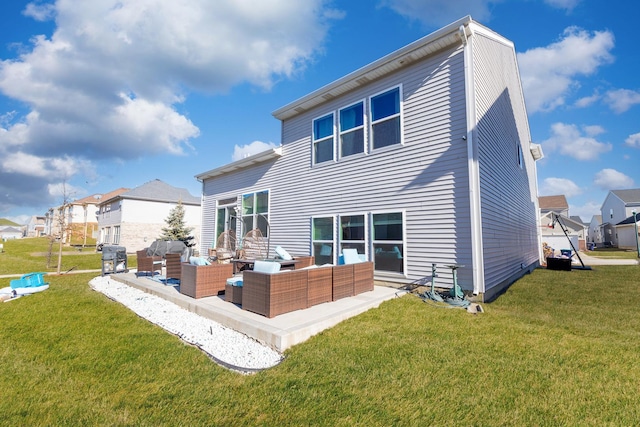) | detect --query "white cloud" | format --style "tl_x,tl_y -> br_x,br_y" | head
544,0 -> 581,12
593,169 -> 634,190
1,151 -> 93,180
541,122 -> 612,161
232,141 -> 279,162
583,125 -> 605,136
603,89 -> 640,113
518,27 -> 614,113
625,132 -> 640,148
380,0 -> 500,27
569,200 -> 601,223
22,2 -> 56,21
48,182 -> 85,199
0,0 -> 340,212
574,92 -> 600,108
540,177 -> 583,197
